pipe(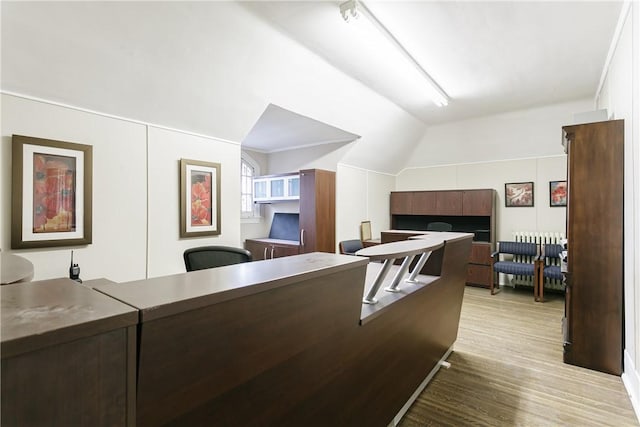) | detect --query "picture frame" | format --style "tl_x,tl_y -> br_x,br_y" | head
505,182 -> 534,207
11,135 -> 93,249
180,158 -> 221,238
549,180 -> 567,207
